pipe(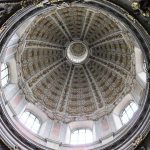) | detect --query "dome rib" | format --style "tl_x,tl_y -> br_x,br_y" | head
32,60 -> 70,111
27,16 -> 68,45
57,7 -> 88,40
66,65 -> 97,115
56,64 -> 74,112
82,64 -> 104,109
25,40 -> 65,50
25,56 -> 63,86
28,58 -> 66,88
87,59 -> 126,104
57,65 -> 75,115
89,55 -> 127,79
89,31 -> 123,49
51,11 -> 73,41
80,10 -> 95,40
89,30 -> 123,47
